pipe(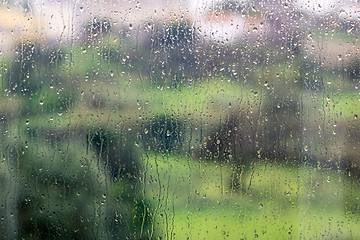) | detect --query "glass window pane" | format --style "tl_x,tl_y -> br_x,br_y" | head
1,0 -> 360,238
